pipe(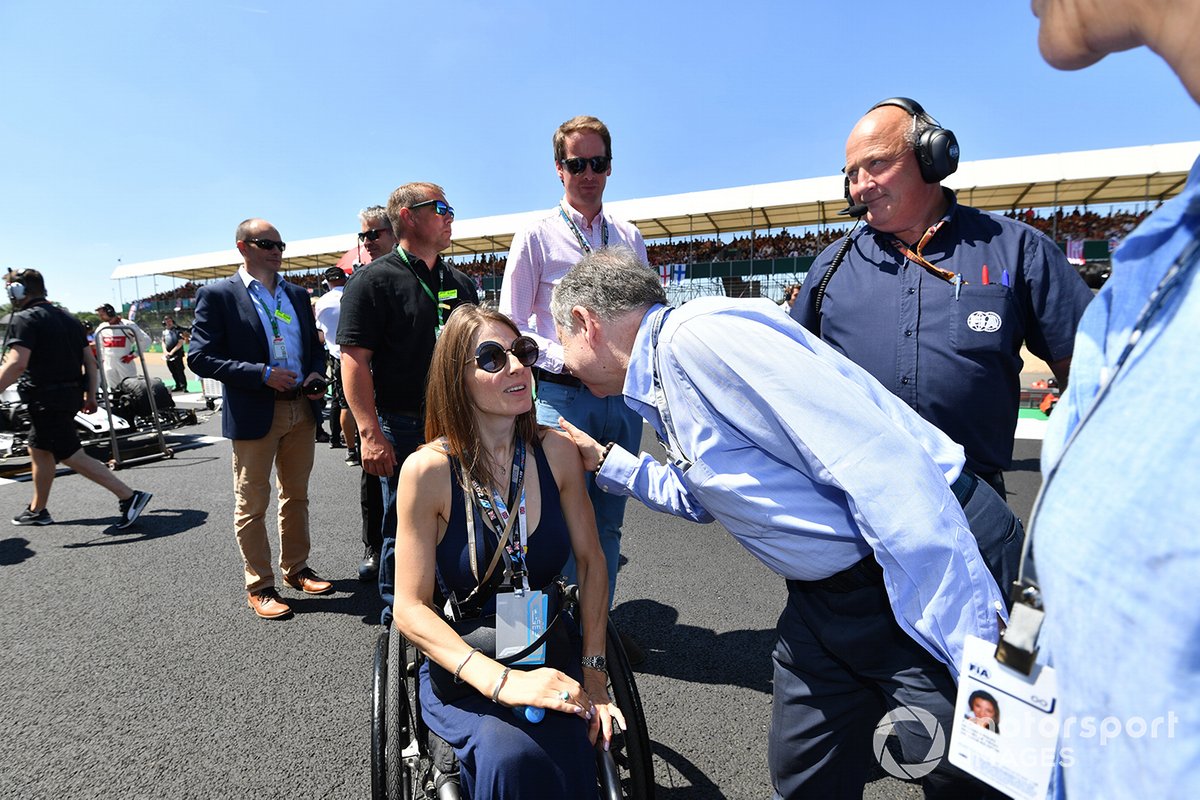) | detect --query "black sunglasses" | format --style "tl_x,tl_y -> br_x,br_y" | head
245,238 -> 287,252
358,228 -> 389,242
469,336 -> 539,373
409,199 -> 455,217
559,156 -> 611,175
